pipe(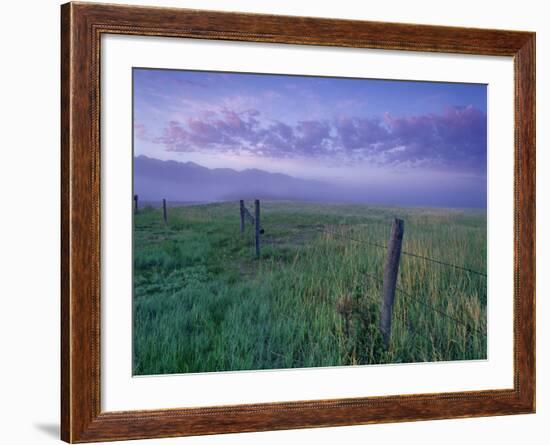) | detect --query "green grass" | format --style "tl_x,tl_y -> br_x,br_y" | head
133,201 -> 487,375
